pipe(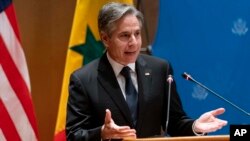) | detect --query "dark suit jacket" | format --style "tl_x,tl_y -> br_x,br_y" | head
66,53 -> 196,141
